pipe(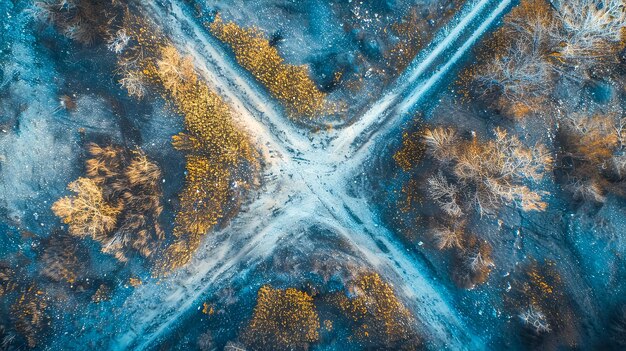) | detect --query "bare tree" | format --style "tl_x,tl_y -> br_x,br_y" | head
473,35 -> 551,107
430,225 -> 463,250
197,331 -> 214,351
119,70 -> 147,99
427,172 -> 463,217
564,178 -> 606,203
422,127 -> 458,163
519,305 -> 552,334
422,126 -> 552,216
107,29 -> 130,54
224,341 -> 247,351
